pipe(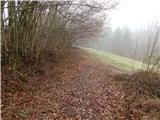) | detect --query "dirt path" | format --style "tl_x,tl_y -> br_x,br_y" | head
2,48 -> 138,120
